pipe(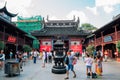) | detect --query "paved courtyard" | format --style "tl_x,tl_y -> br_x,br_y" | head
0,58 -> 120,80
